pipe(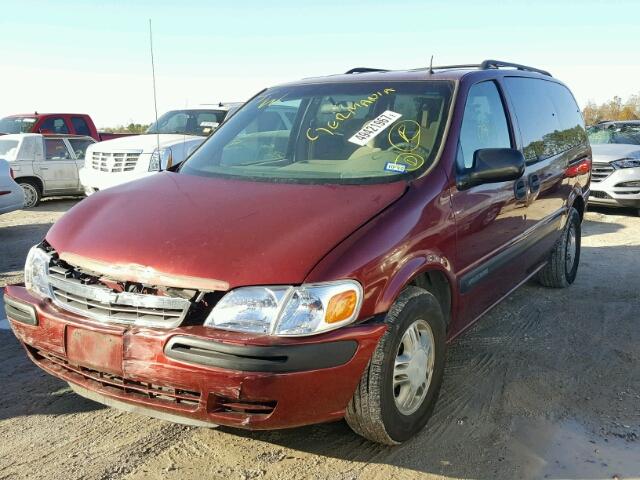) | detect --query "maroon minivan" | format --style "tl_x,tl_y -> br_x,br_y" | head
5,60 -> 591,444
